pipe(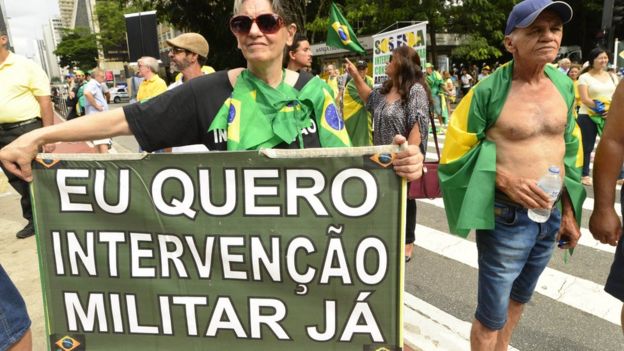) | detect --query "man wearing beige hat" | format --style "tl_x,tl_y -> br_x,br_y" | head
167,32 -> 215,90
166,33 -> 215,152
